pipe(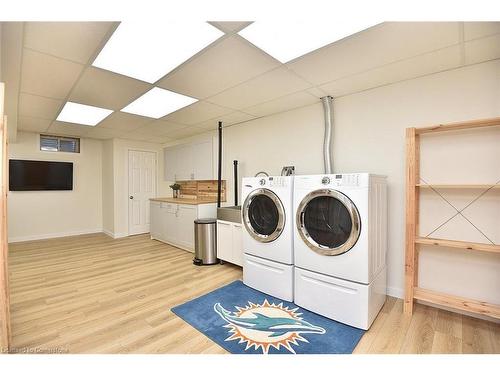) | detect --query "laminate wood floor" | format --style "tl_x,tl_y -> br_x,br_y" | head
7,233 -> 500,354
